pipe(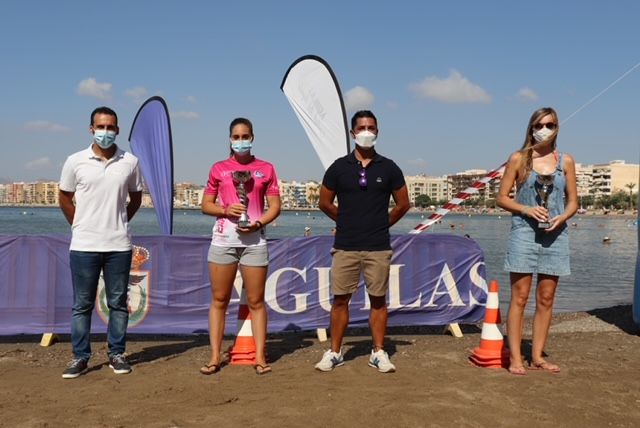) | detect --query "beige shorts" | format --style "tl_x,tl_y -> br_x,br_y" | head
330,249 -> 393,297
